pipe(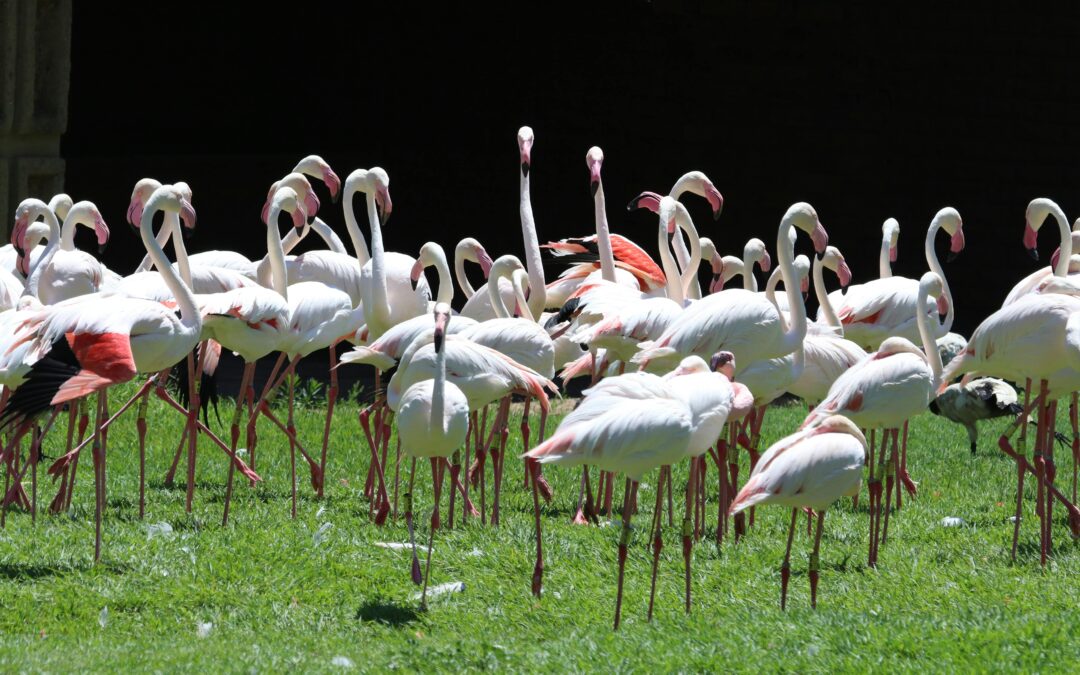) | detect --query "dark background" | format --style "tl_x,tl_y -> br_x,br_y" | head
59,1 -> 1080,390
